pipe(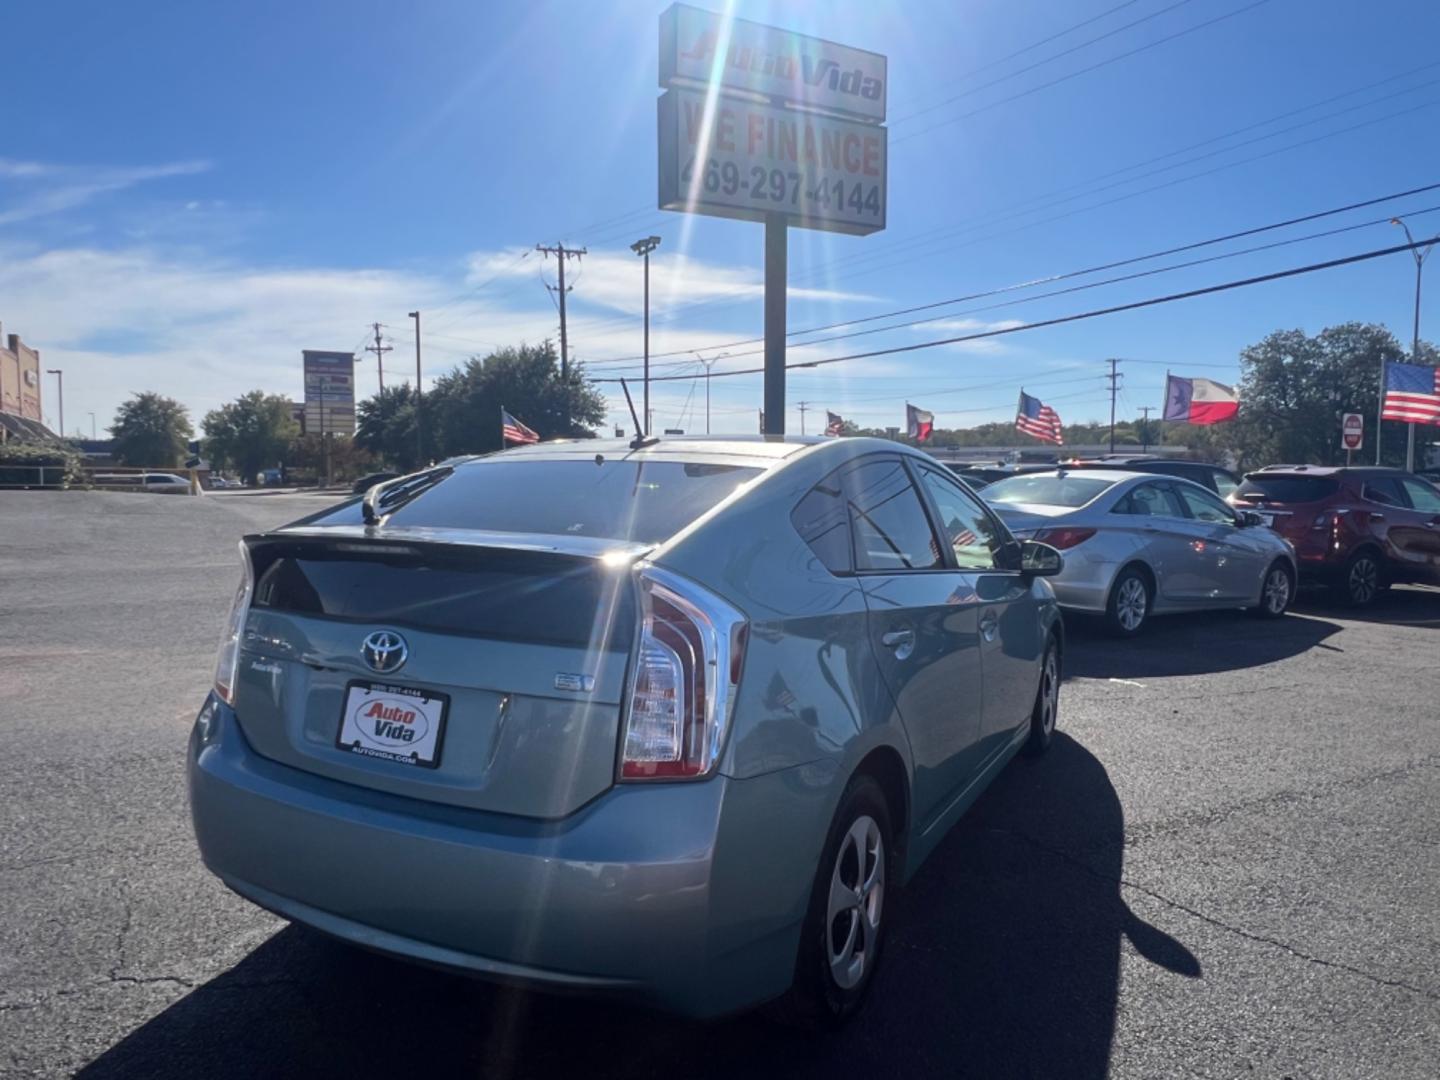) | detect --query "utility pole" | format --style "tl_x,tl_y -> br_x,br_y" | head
1391,217 -> 1436,471
408,311 -> 423,466
695,352 -> 721,434
366,322 -> 392,392
537,242 -> 587,431
797,401 -> 811,436
1105,359 -> 1122,453
87,412 -> 96,440
630,237 -> 661,435
45,369 -> 63,440
1138,405 -> 1153,452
